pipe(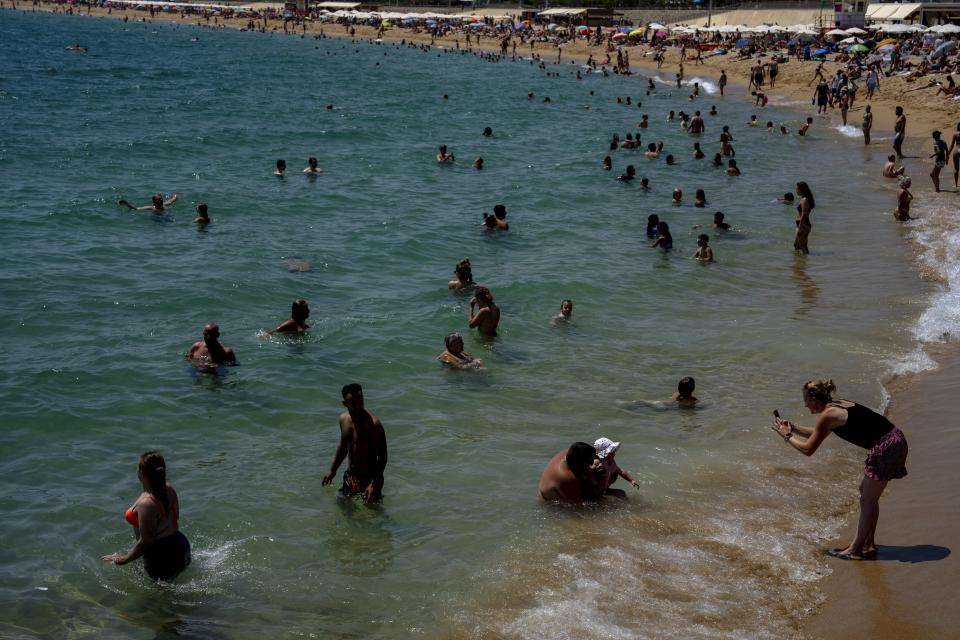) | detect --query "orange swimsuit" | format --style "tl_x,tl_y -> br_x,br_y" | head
124,492 -> 178,529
